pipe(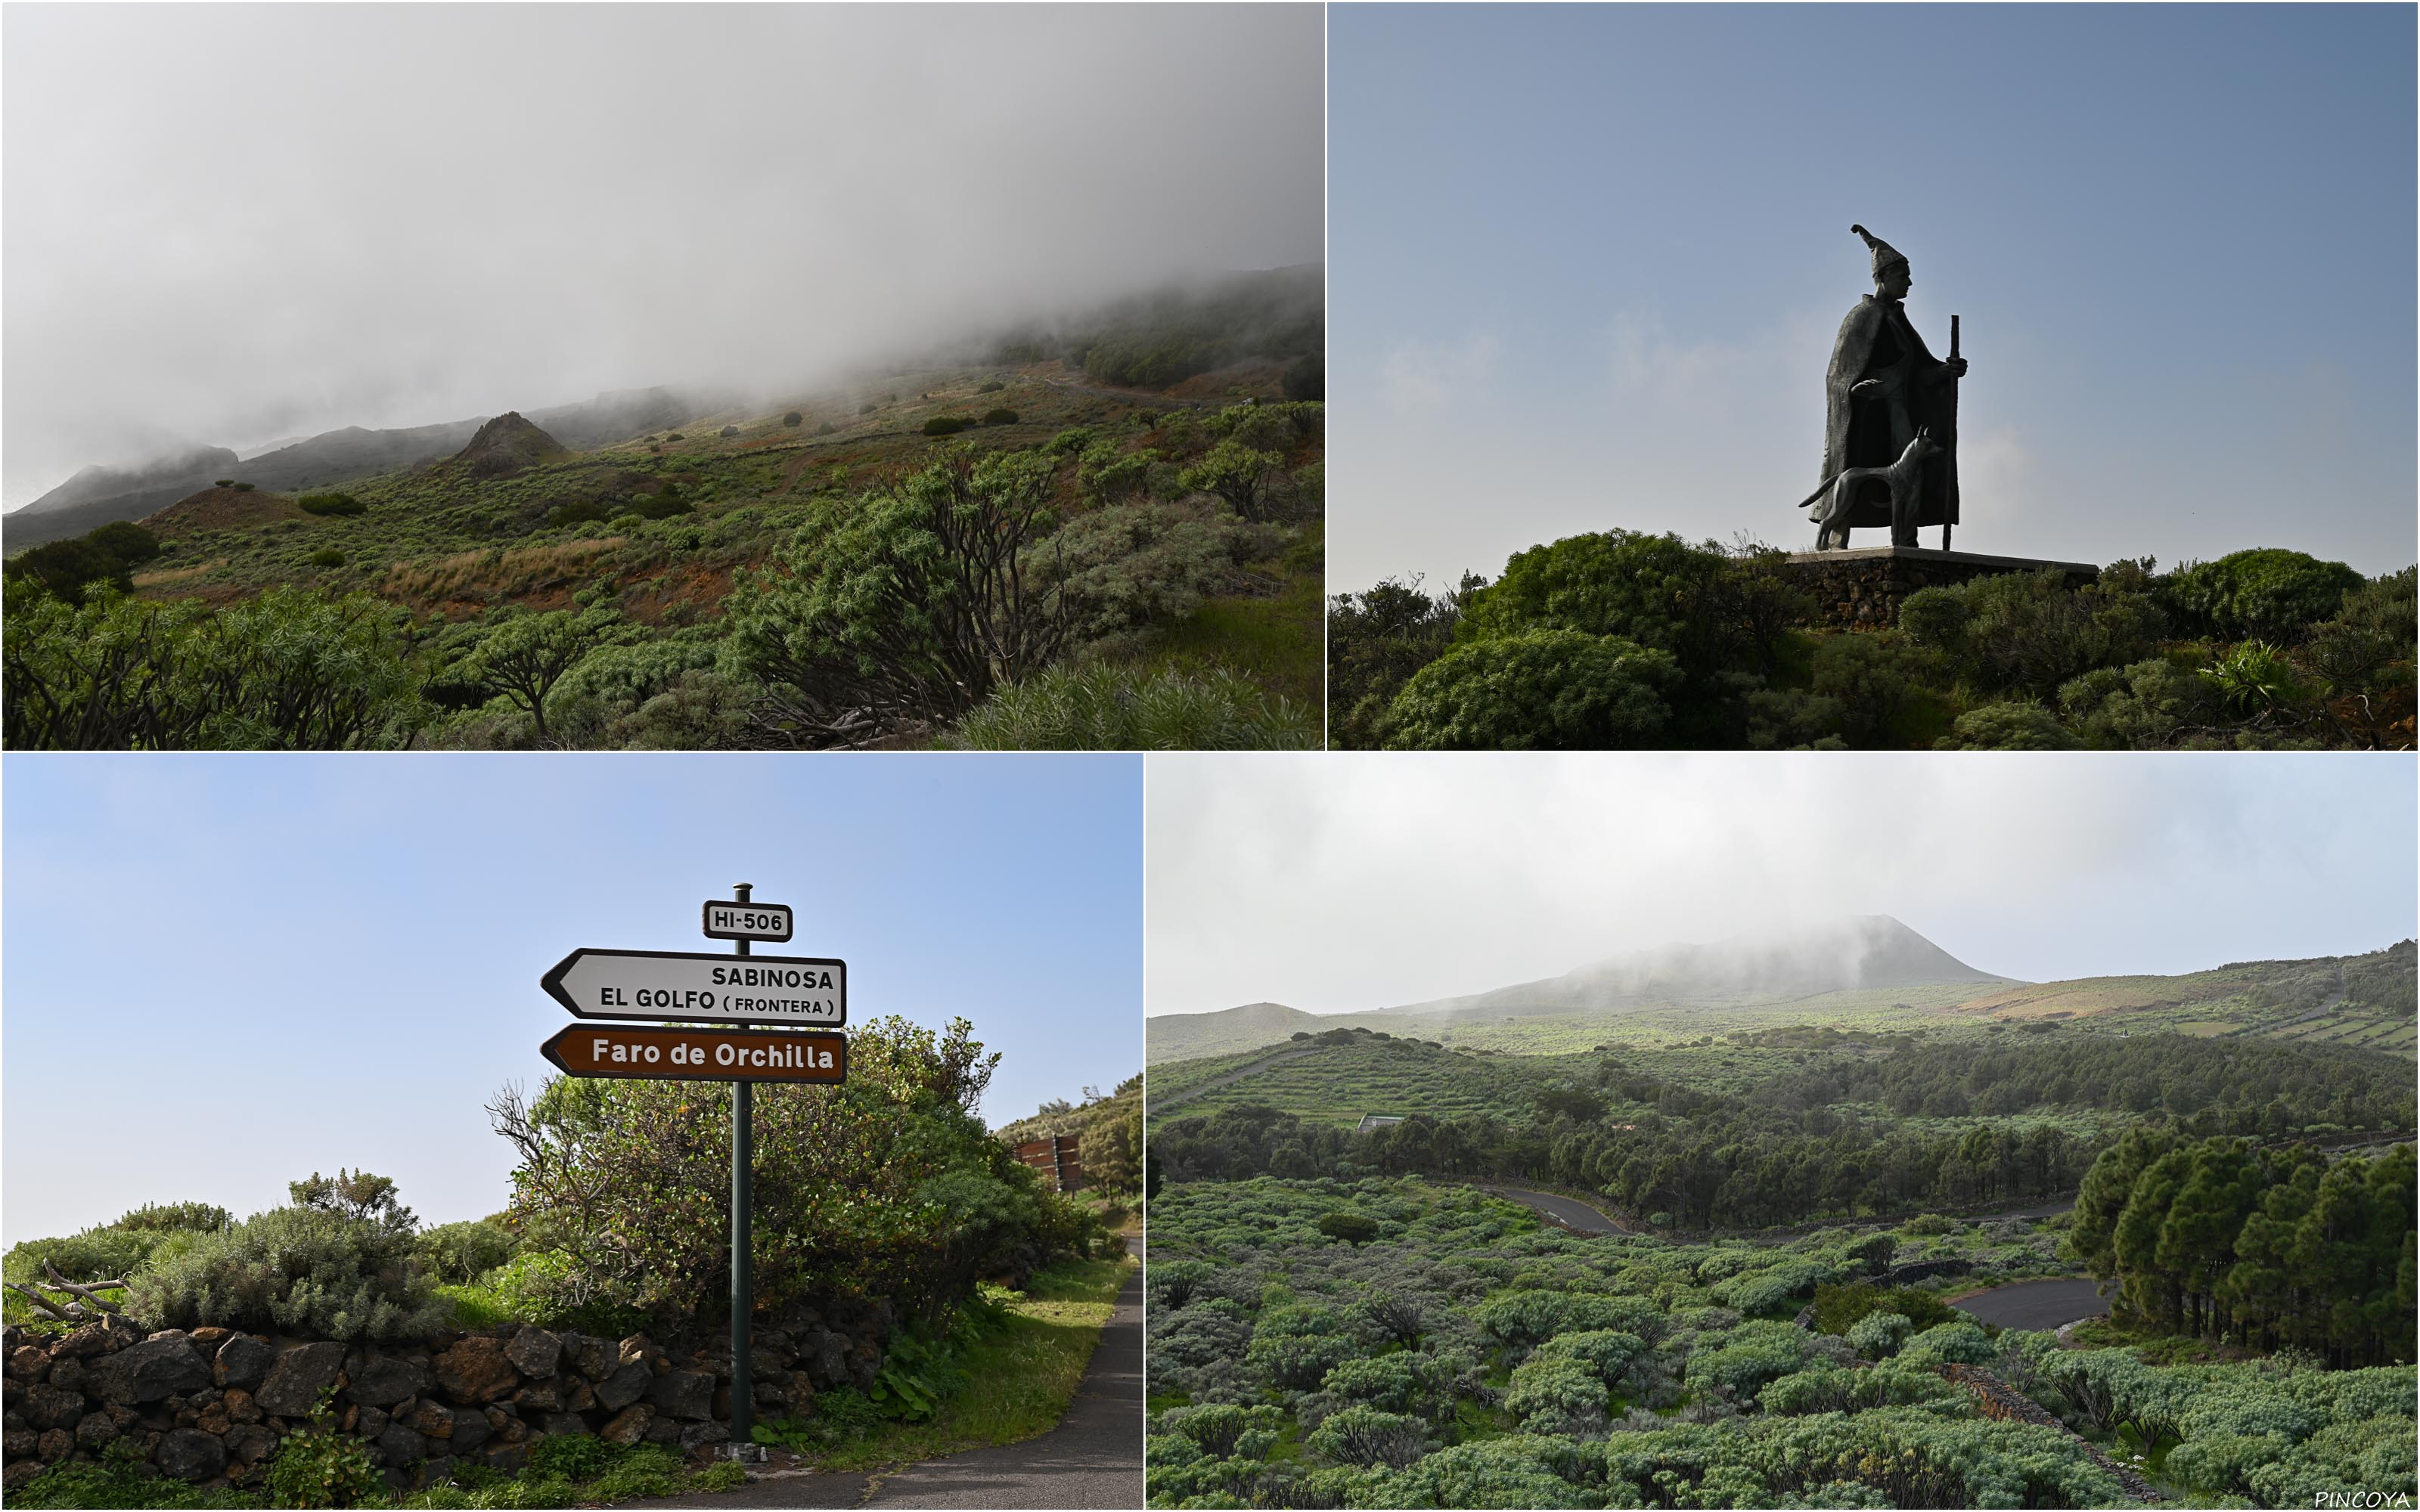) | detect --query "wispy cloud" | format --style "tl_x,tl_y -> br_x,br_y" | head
1381,331 -> 1503,413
